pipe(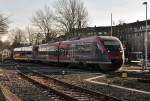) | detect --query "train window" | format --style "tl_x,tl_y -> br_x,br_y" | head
84,44 -> 93,53
76,43 -> 94,54
59,48 -> 65,56
39,51 -> 48,55
47,46 -> 56,56
103,41 -> 120,46
65,49 -> 68,56
48,48 -> 57,56
58,47 -> 69,56
26,51 -> 32,54
67,45 -> 75,58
